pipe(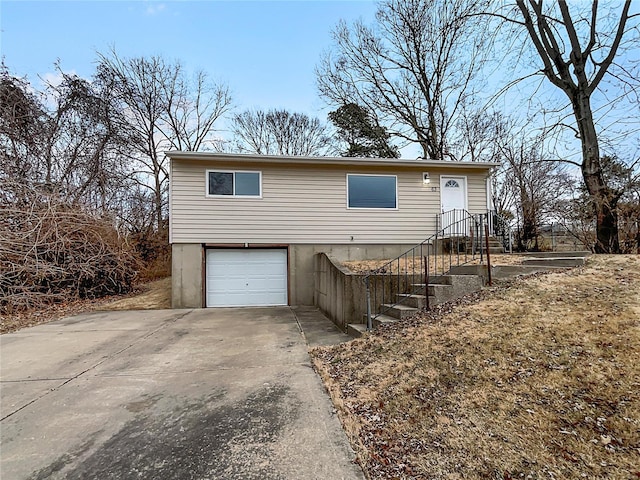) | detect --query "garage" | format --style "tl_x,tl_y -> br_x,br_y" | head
205,248 -> 288,307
